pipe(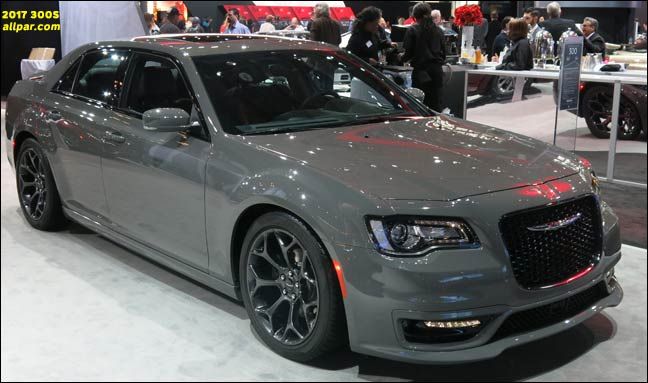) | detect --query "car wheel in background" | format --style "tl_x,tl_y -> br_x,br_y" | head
239,211 -> 346,362
582,85 -> 642,140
